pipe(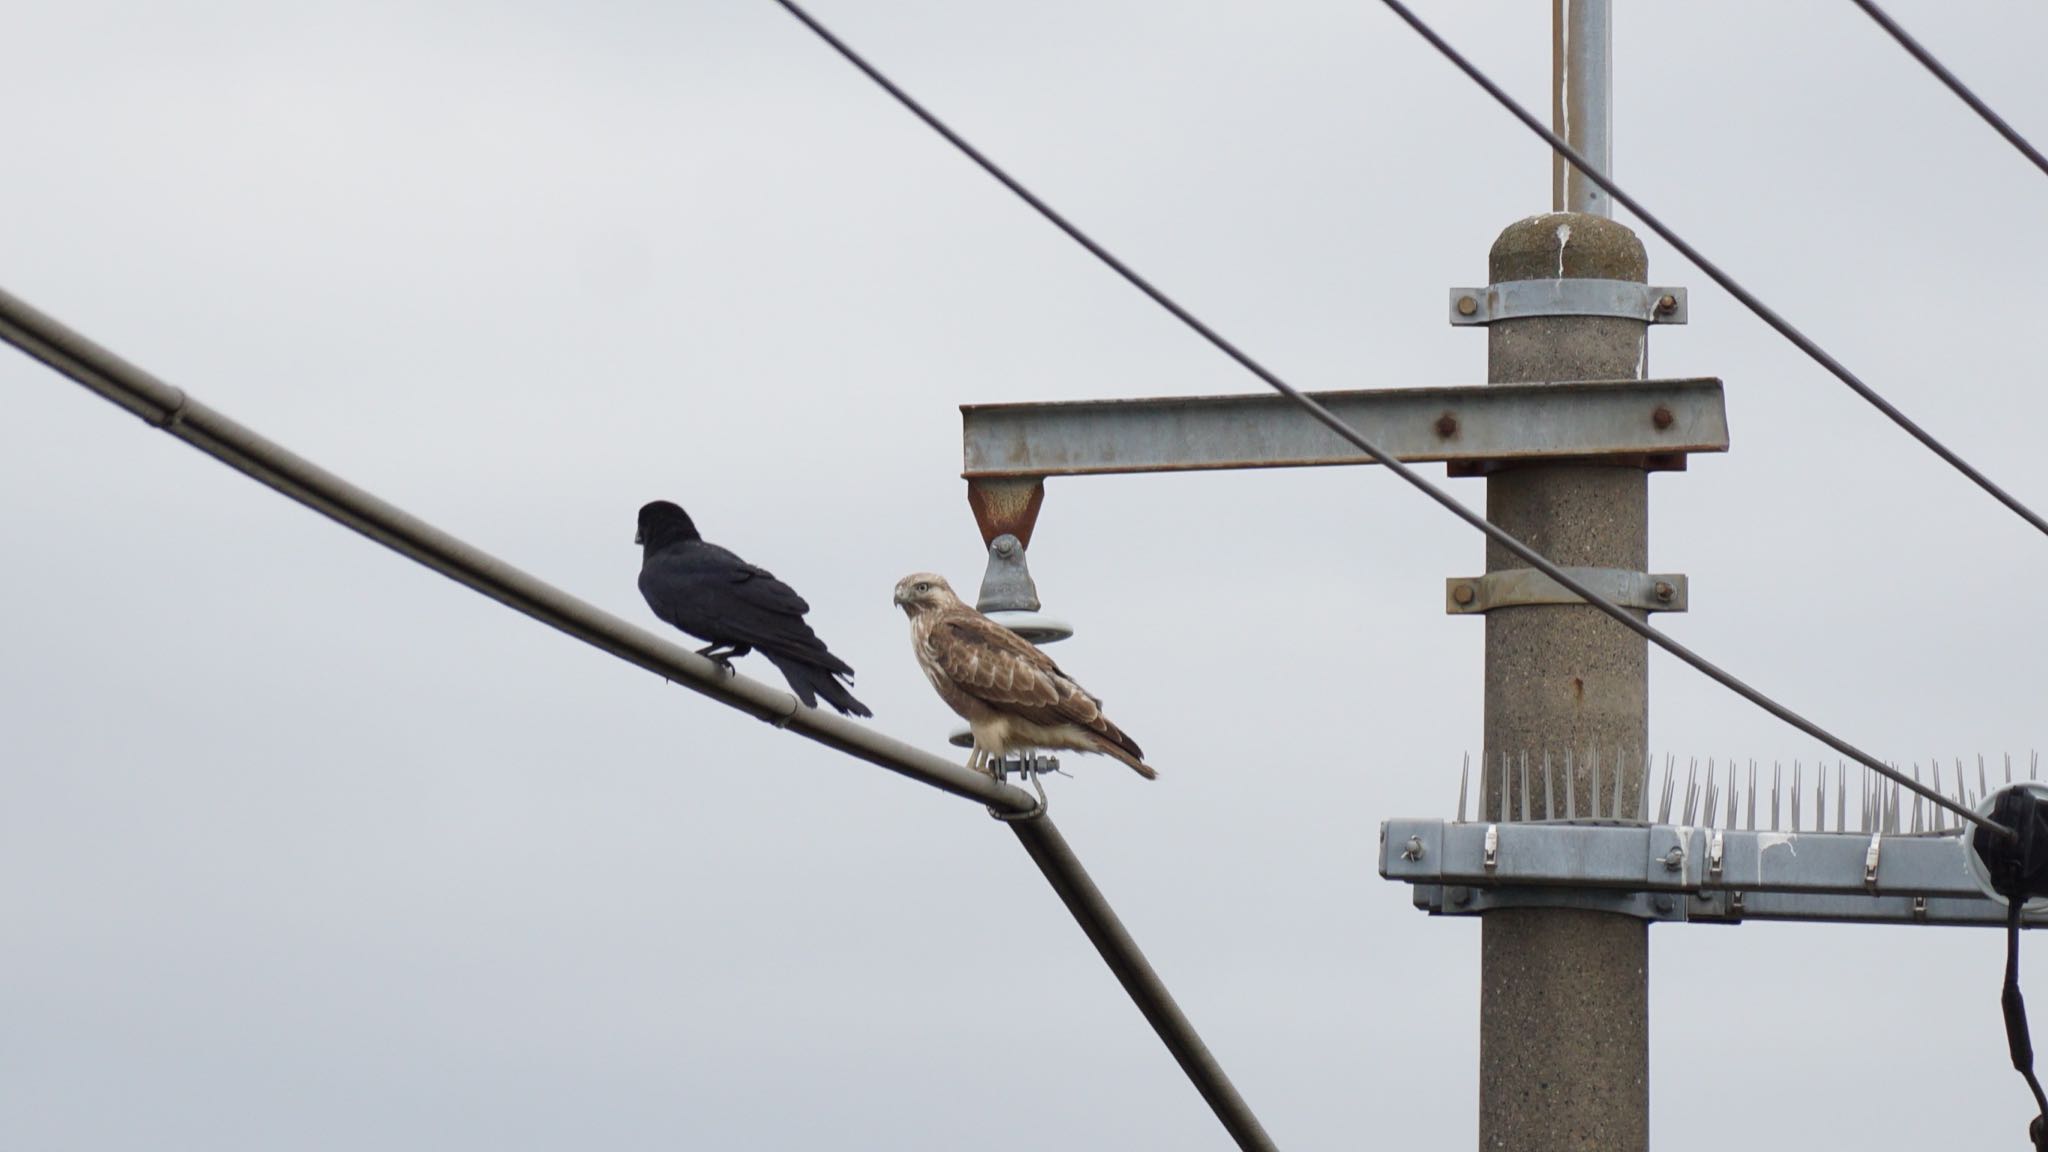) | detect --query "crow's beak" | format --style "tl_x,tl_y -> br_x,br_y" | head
634,529 -> 644,545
